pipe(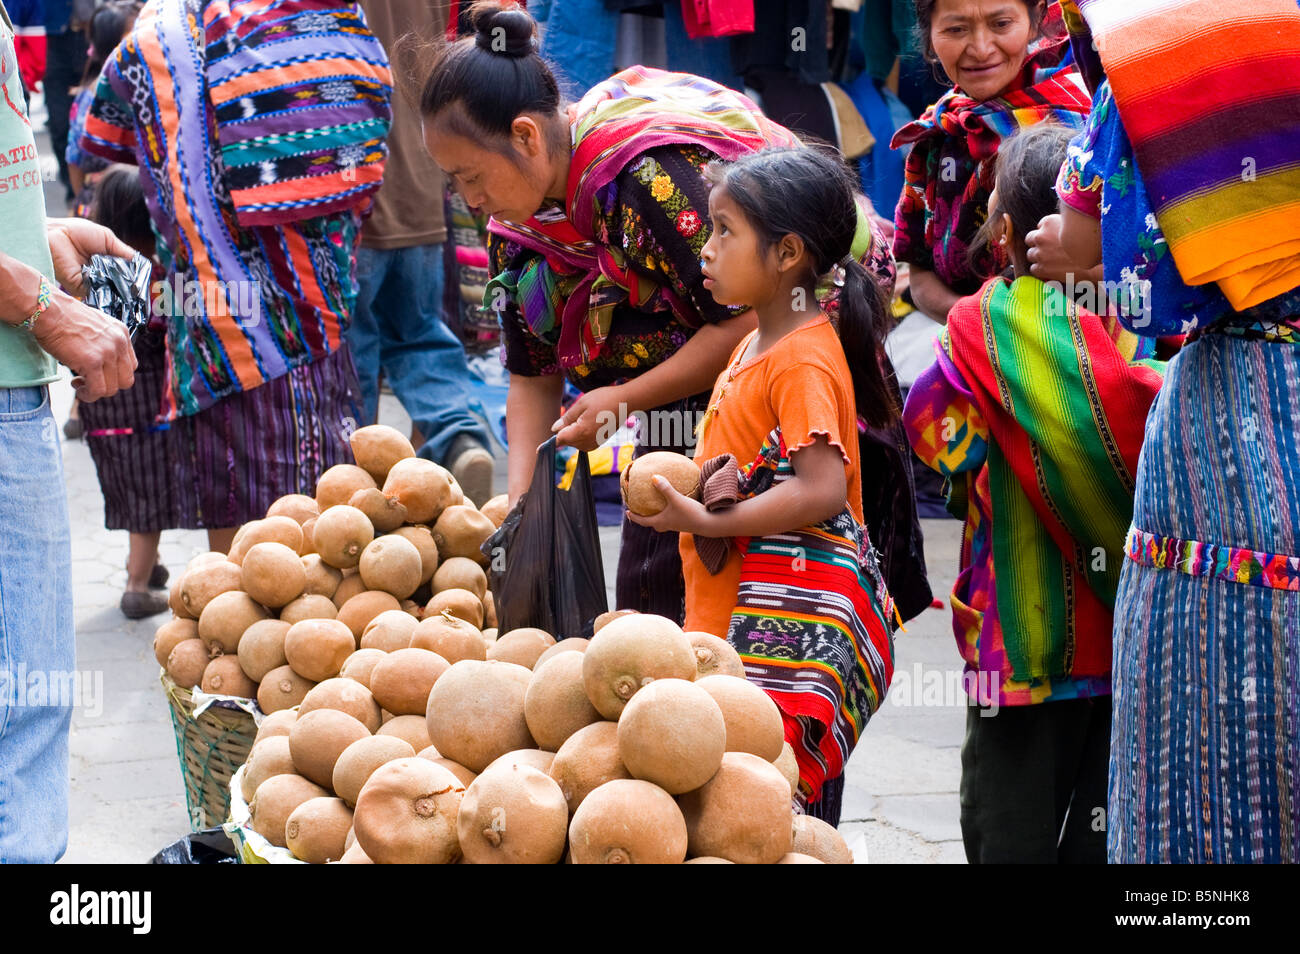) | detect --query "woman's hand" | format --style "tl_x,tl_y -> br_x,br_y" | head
1025,210 -> 1102,281
552,384 -> 628,452
626,476 -> 712,536
46,217 -> 136,298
